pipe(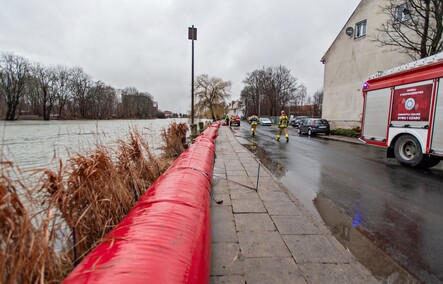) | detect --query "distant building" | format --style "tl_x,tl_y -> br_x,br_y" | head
321,0 -> 412,128
164,110 -> 173,118
228,100 -> 245,118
